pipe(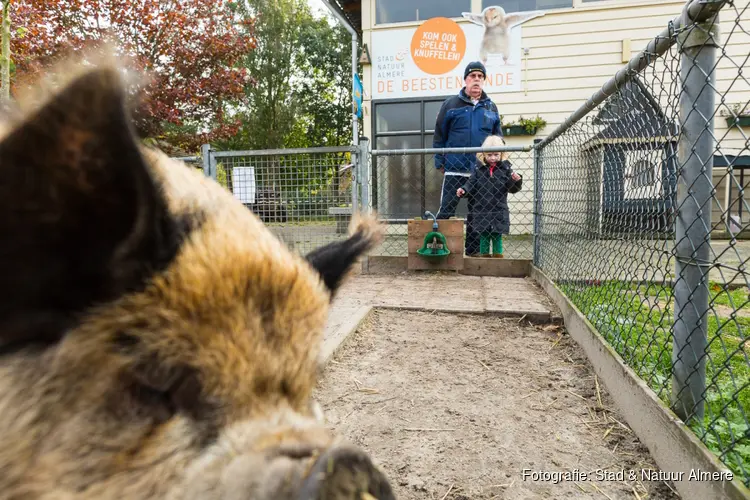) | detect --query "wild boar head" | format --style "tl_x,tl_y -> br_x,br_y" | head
0,62 -> 393,500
